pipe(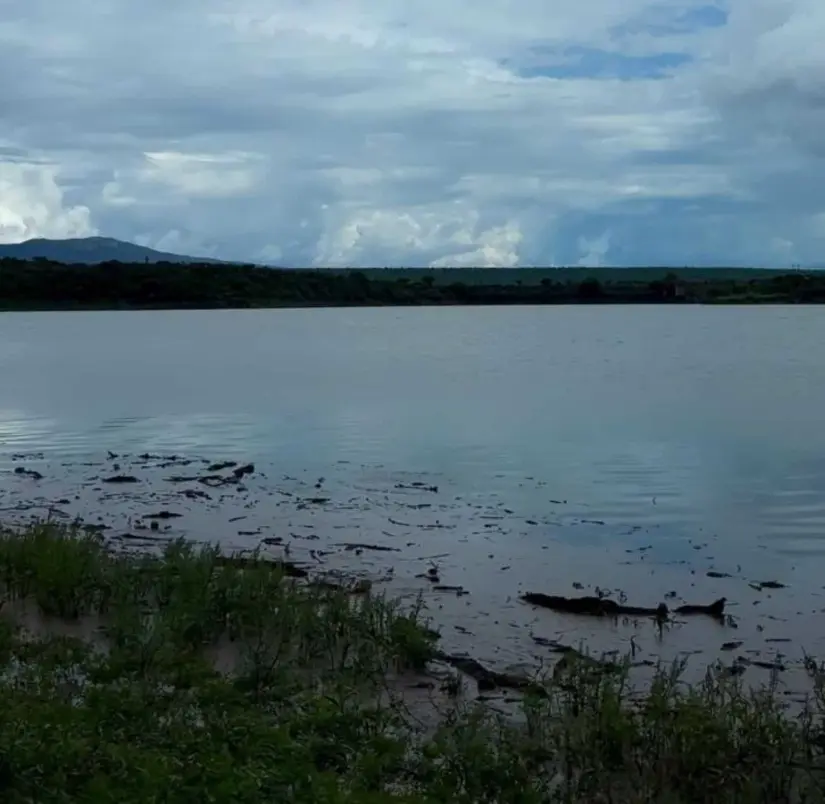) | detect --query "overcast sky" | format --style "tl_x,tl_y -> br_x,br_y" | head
1,1 -> 823,267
